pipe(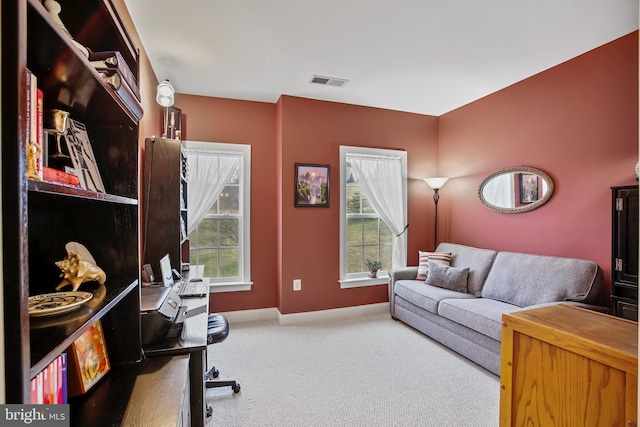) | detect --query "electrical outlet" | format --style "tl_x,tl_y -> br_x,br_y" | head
293,279 -> 302,291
